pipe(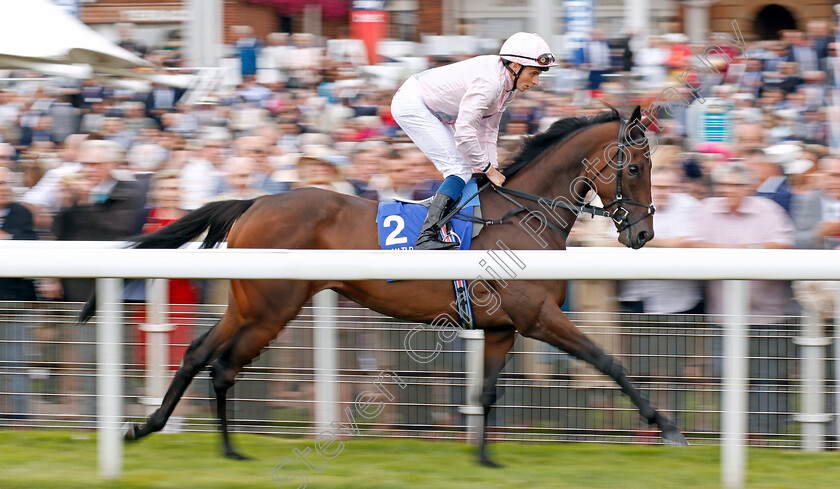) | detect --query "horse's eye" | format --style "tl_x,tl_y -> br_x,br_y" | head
628,165 -> 641,177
